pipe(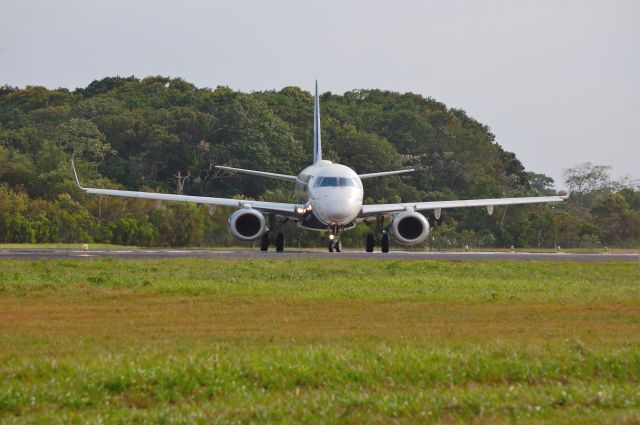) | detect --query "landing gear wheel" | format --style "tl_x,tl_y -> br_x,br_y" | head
260,233 -> 270,252
334,240 -> 342,253
275,232 -> 285,252
365,234 -> 375,253
381,234 -> 390,253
